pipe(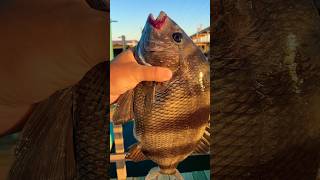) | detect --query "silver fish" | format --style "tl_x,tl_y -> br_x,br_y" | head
113,11 -> 210,178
